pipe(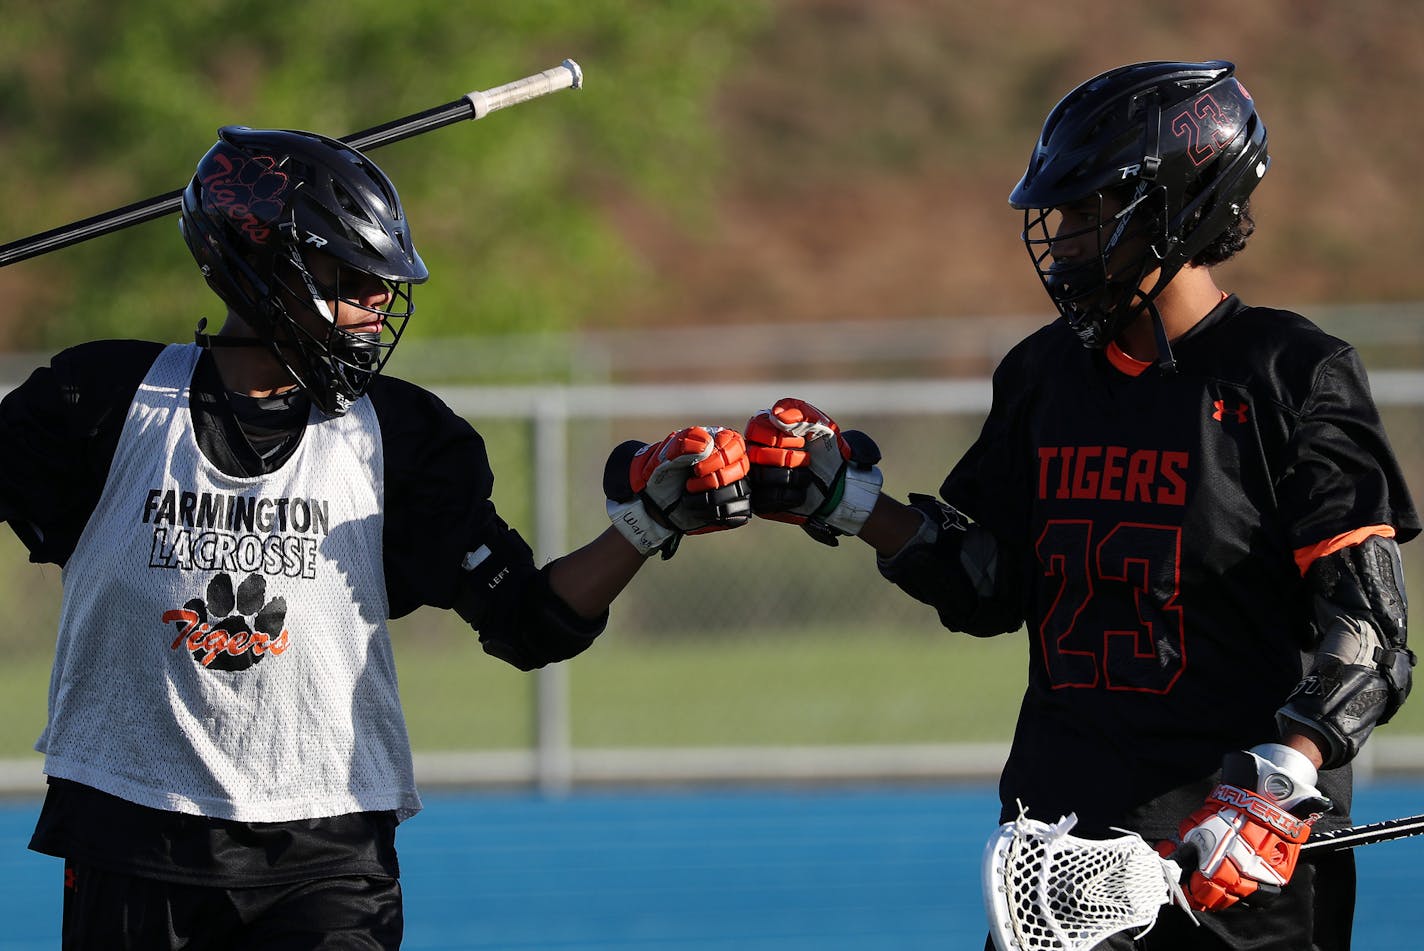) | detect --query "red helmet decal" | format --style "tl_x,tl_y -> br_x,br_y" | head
1170,92 -> 1243,167
200,149 -> 291,245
